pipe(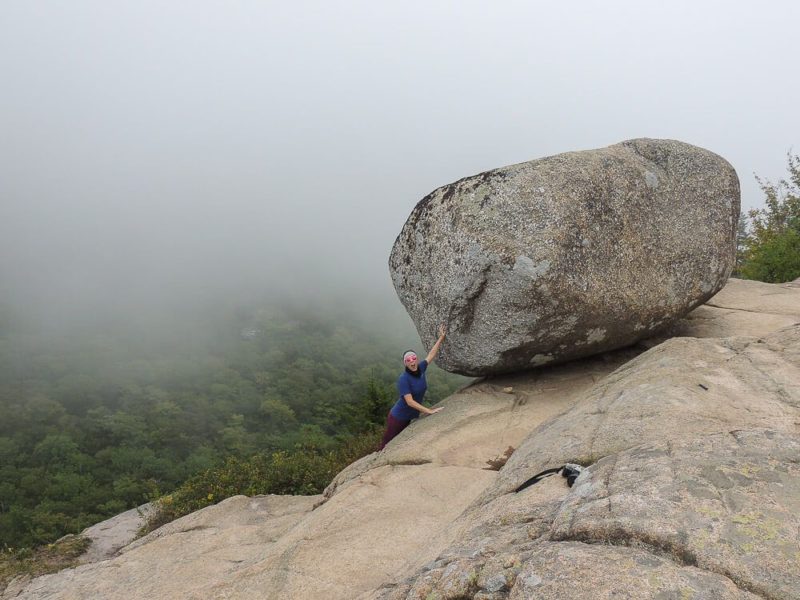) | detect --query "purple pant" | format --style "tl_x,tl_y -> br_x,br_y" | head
378,411 -> 411,450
